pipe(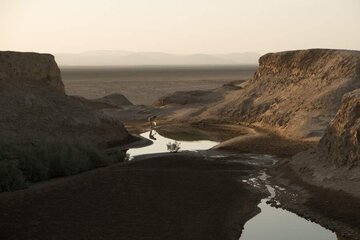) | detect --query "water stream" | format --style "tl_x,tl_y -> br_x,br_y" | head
241,173 -> 336,240
127,130 -> 218,159
128,130 -> 337,240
